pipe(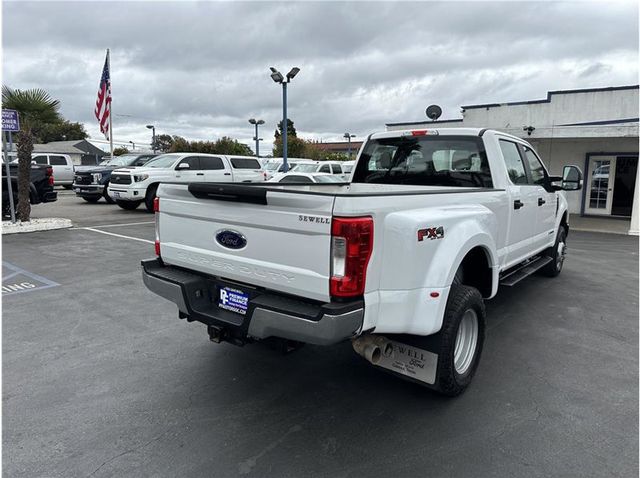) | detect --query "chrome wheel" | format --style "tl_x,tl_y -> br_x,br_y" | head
556,237 -> 566,271
454,309 -> 479,375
